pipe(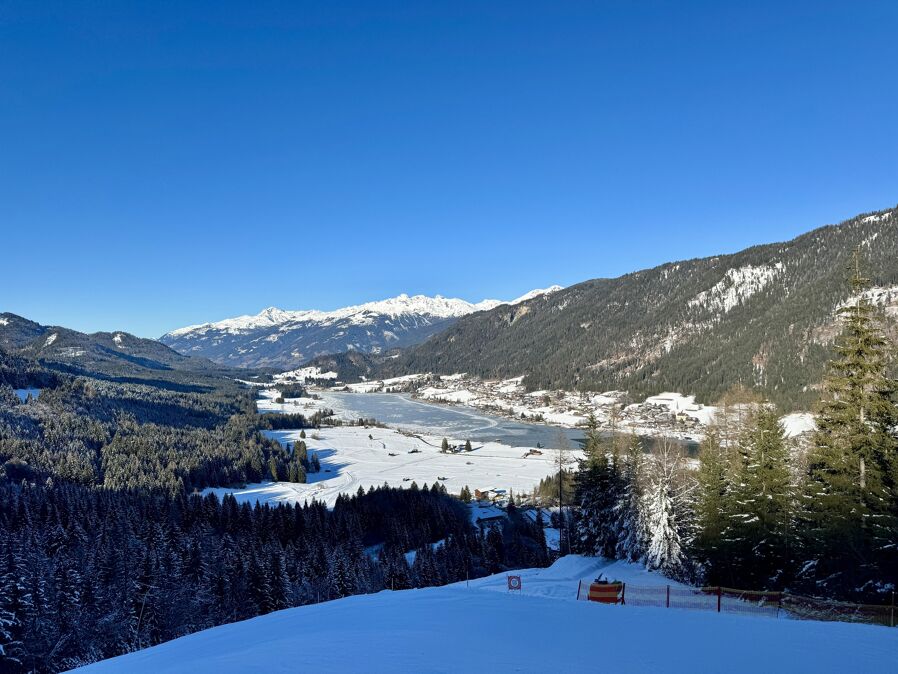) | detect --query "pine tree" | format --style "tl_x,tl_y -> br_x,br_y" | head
801,250 -> 898,597
327,547 -> 355,599
575,413 -> 622,557
694,427 -> 731,582
0,542 -> 22,669
441,438 -> 449,453
722,406 -> 794,588
615,435 -> 648,562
